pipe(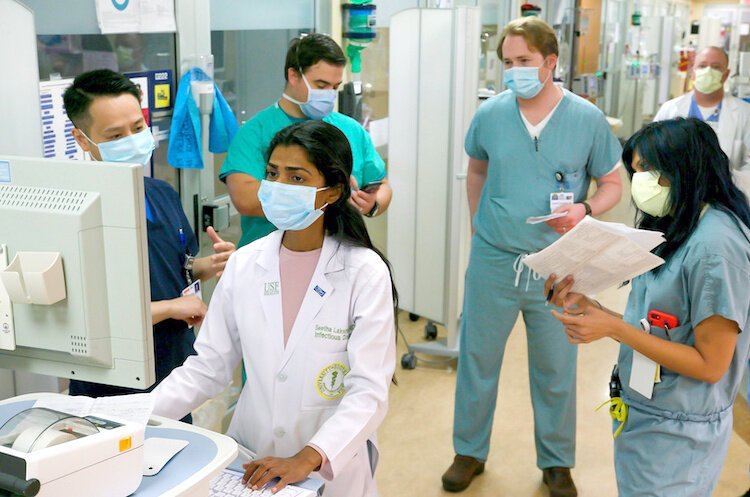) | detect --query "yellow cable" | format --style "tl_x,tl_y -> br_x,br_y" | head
596,397 -> 628,438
